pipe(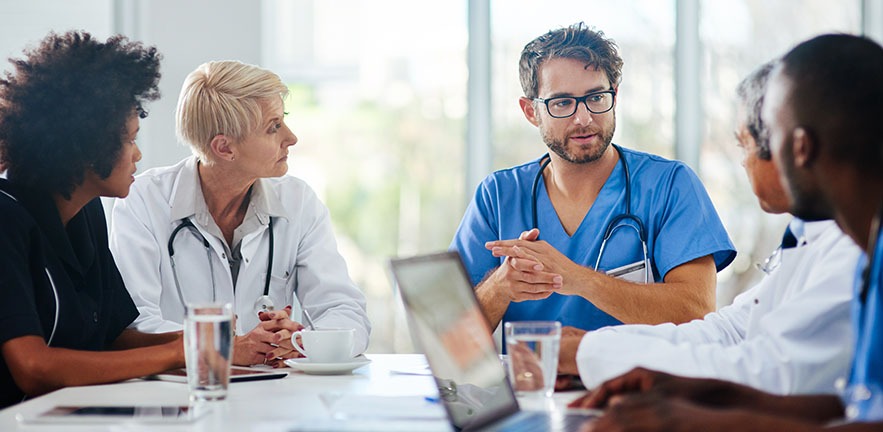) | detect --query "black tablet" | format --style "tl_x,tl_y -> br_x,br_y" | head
148,366 -> 288,383
21,405 -> 208,424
